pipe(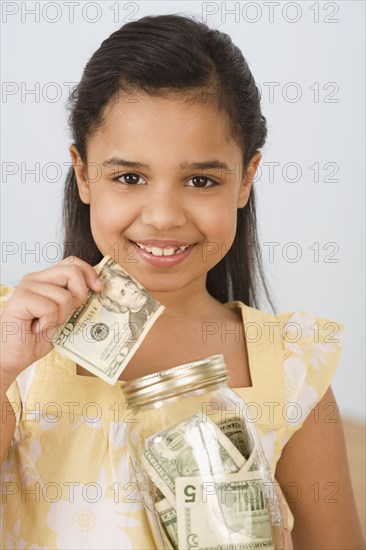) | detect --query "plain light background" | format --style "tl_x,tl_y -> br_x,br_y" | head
1,1 -> 365,421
